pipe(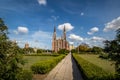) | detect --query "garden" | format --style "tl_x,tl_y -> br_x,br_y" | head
22,54 -> 65,80
23,54 -> 59,70
73,53 -> 116,80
